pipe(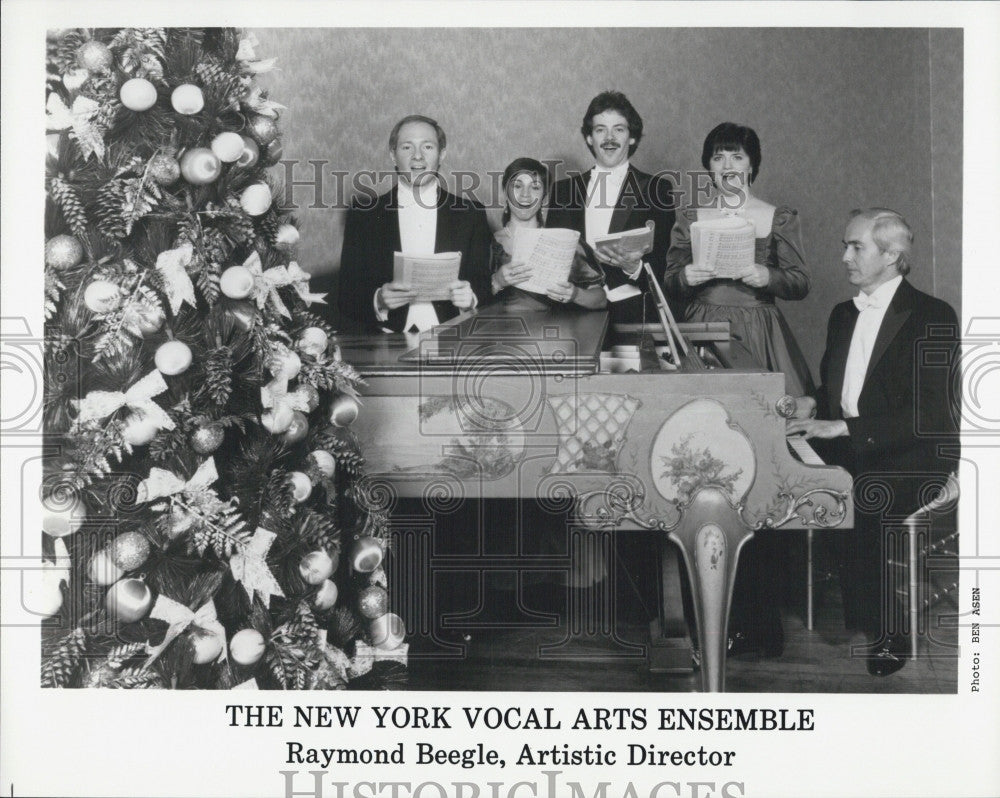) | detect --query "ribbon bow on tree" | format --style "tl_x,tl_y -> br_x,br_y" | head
244,252 -> 302,318
229,527 -> 285,608
156,242 -> 197,315
72,370 -> 176,432
46,93 -> 105,159
261,376 -> 311,416
145,596 -> 227,665
138,456 -> 219,505
236,33 -> 277,74
285,262 -> 327,306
